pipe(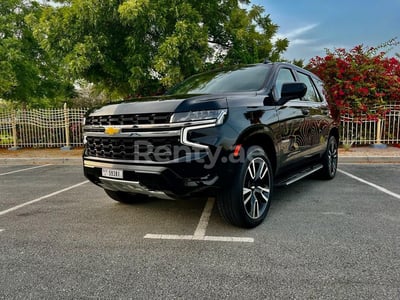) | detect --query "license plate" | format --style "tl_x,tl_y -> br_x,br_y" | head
102,168 -> 123,179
